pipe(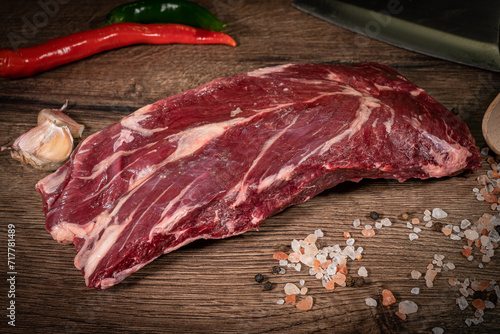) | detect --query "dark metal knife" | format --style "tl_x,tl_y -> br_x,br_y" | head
292,0 -> 500,72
